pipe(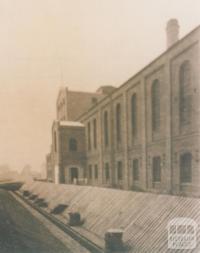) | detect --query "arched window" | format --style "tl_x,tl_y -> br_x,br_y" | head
116,103 -> 121,143
69,138 -> 77,151
179,61 -> 192,126
131,94 -> 137,137
180,153 -> 192,183
104,111 -> 109,146
151,80 -> 160,132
